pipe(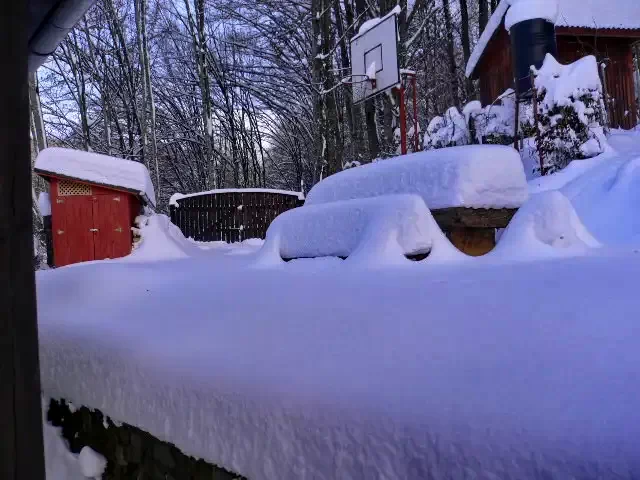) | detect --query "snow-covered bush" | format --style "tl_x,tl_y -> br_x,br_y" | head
532,55 -> 608,174
425,92 -> 533,150
423,55 -> 607,177
423,107 -> 470,149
